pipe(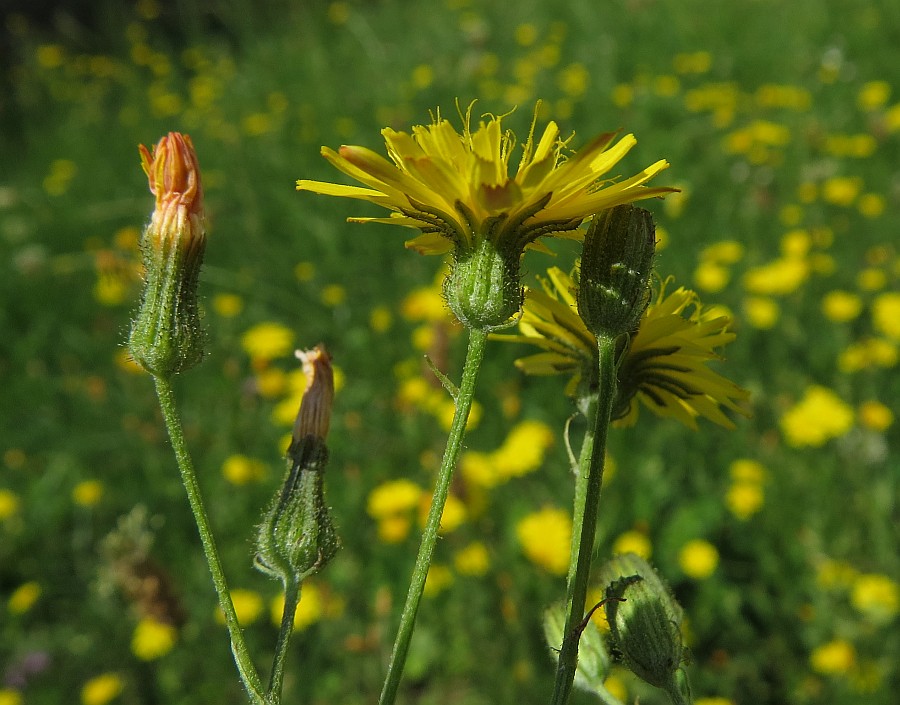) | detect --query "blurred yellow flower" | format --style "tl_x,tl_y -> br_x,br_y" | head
857,267 -> 886,291
821,176 -> 862,207
726,482 -> 764,520
678,539 -> 719,579
612,530 -> 652,559
816,559 -> 858,589
215,589 -> 264,626
0,690 -> 23,705
743,258 -> 809,296
491,420 -> 555,478
858,193 -> 885,218
221,455 -> 268,485
367,479 -> 424,518
424,564 -> 454,597
872,292 -> 900,339
419,492 -> 467,533
810,638 -> 855,675
377,515 -> 413,543
321,284 -> 346,307
858,400 -> 894,431
693,261 -> 730,293
272,583 -> 322,631
297,103 -> 672,256
72,480 -> 104,507
212,293 -> 244,318
7,581 -> 41,614
454,542 -> 491,576
729,458 -> 767,483
857,80 -> 891,110
369,306 -> 393,332
81,673 -> 124,705
701,240 -> 745,264
822,291 -> 863,322
131,617 -> 177,661
839,338 -> 898,372
402,284 -> 448,322
780,386 -> 854,447
516,507 -> 572,575
241,322 -> 294,361
694,699 -> 735,705
0,489 -> 21,520
851,573 -> 899,623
